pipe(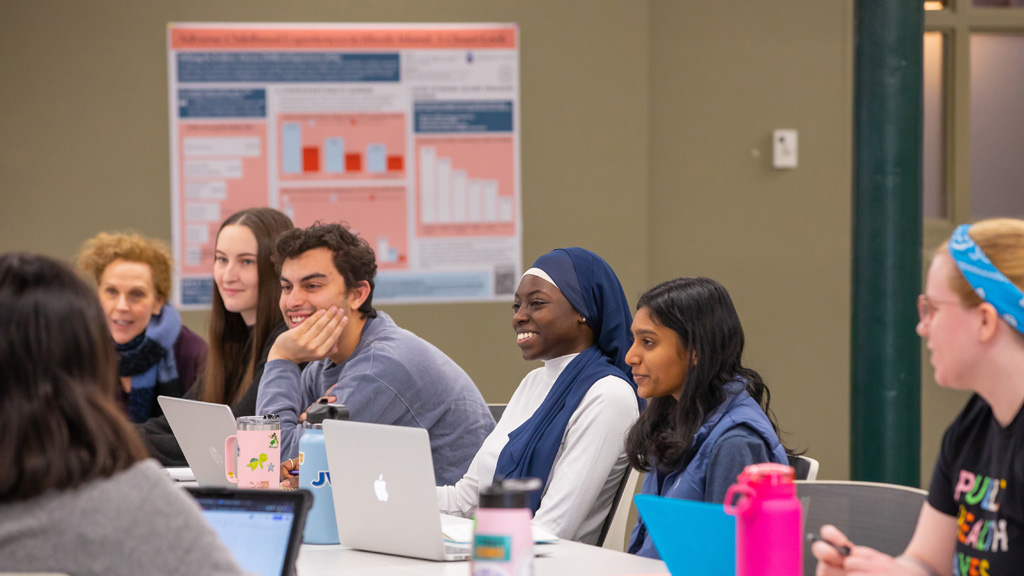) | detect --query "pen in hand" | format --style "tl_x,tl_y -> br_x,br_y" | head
809,534 -> 851,557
